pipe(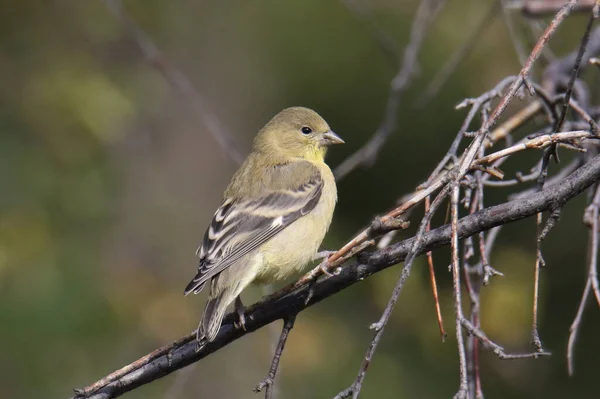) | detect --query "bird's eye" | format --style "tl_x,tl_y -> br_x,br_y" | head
301,126 -> 312,135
